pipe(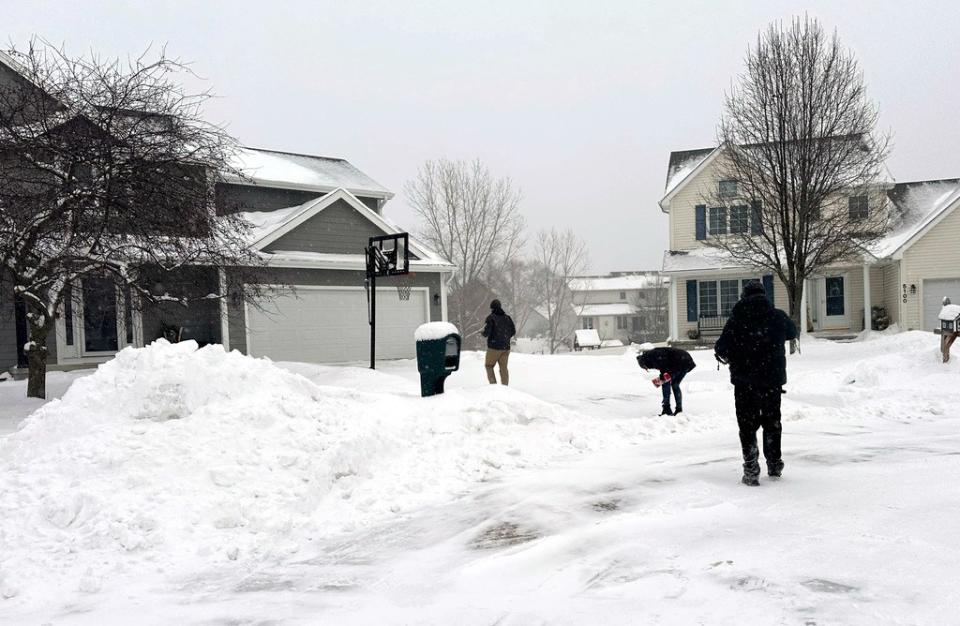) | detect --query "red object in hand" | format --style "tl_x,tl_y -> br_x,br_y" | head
662,373 -> 672,383
652,377 -> 662,388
